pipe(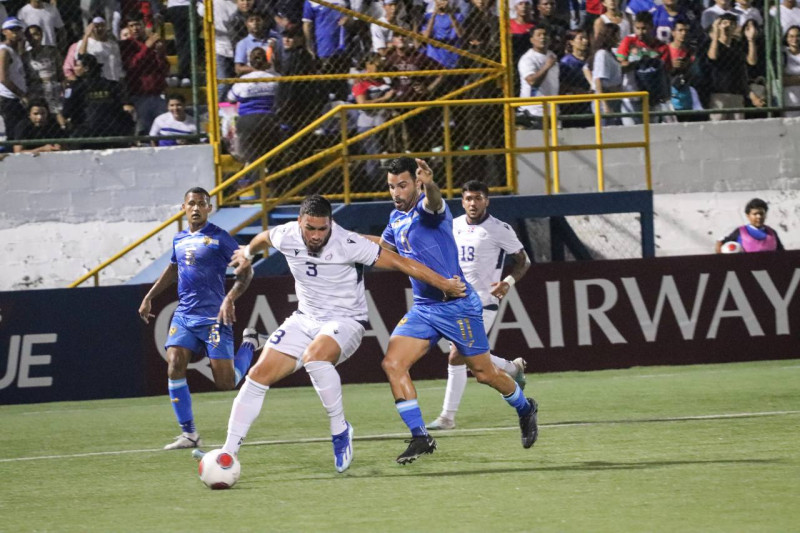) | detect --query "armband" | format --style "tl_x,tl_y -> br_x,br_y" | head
503,275 -> 516,288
